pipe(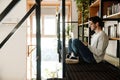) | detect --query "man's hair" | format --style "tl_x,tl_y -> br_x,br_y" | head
89,16 -> 104,28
